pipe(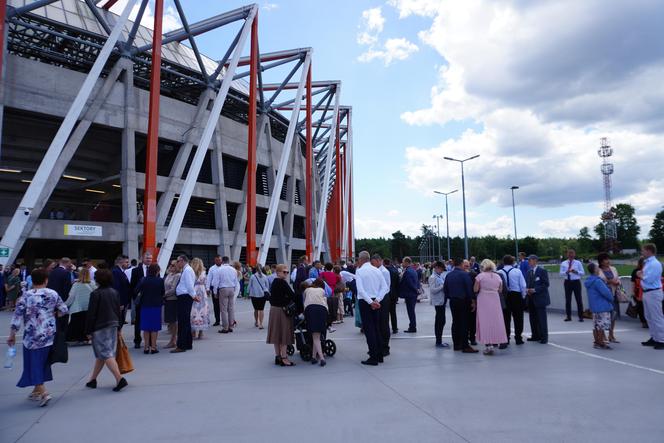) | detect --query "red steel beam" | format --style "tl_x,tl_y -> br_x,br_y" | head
102,0 -> 120,10
245,13 -> 258,266
142,0 -> 163,255
333,114 -> 342,261
305,64 -> 313,262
